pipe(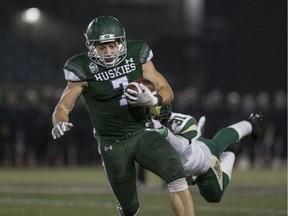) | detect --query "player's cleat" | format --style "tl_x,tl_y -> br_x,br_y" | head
247,112 -> 264,141
225,142 -> 243,156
